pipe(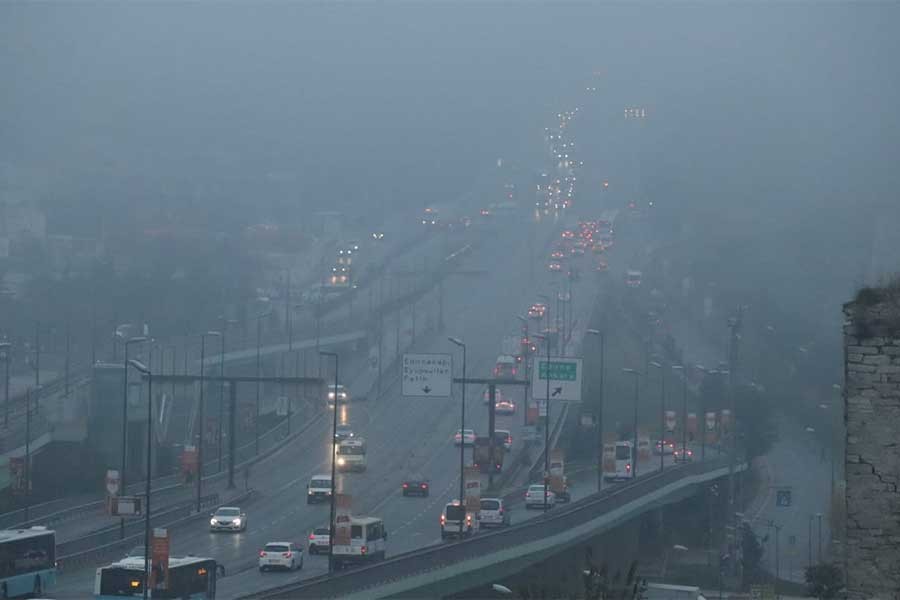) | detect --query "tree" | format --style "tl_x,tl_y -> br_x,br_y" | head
805,562 -> 843,599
